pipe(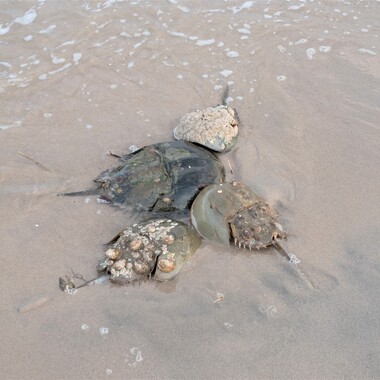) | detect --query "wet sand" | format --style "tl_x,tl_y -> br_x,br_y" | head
1,1 -> 379,379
